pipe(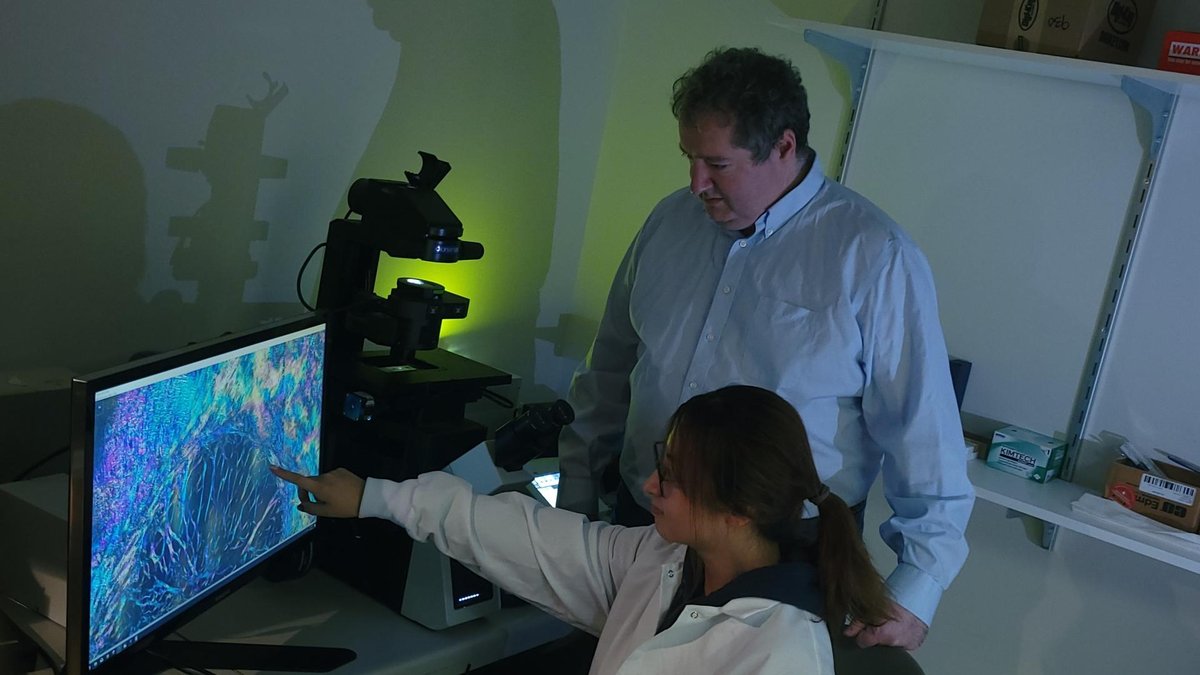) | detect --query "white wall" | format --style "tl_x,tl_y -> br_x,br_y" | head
843,49 -> 1143,439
